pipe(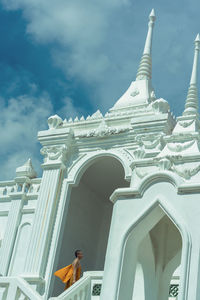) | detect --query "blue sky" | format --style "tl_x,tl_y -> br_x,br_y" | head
0,0 -> 200,180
